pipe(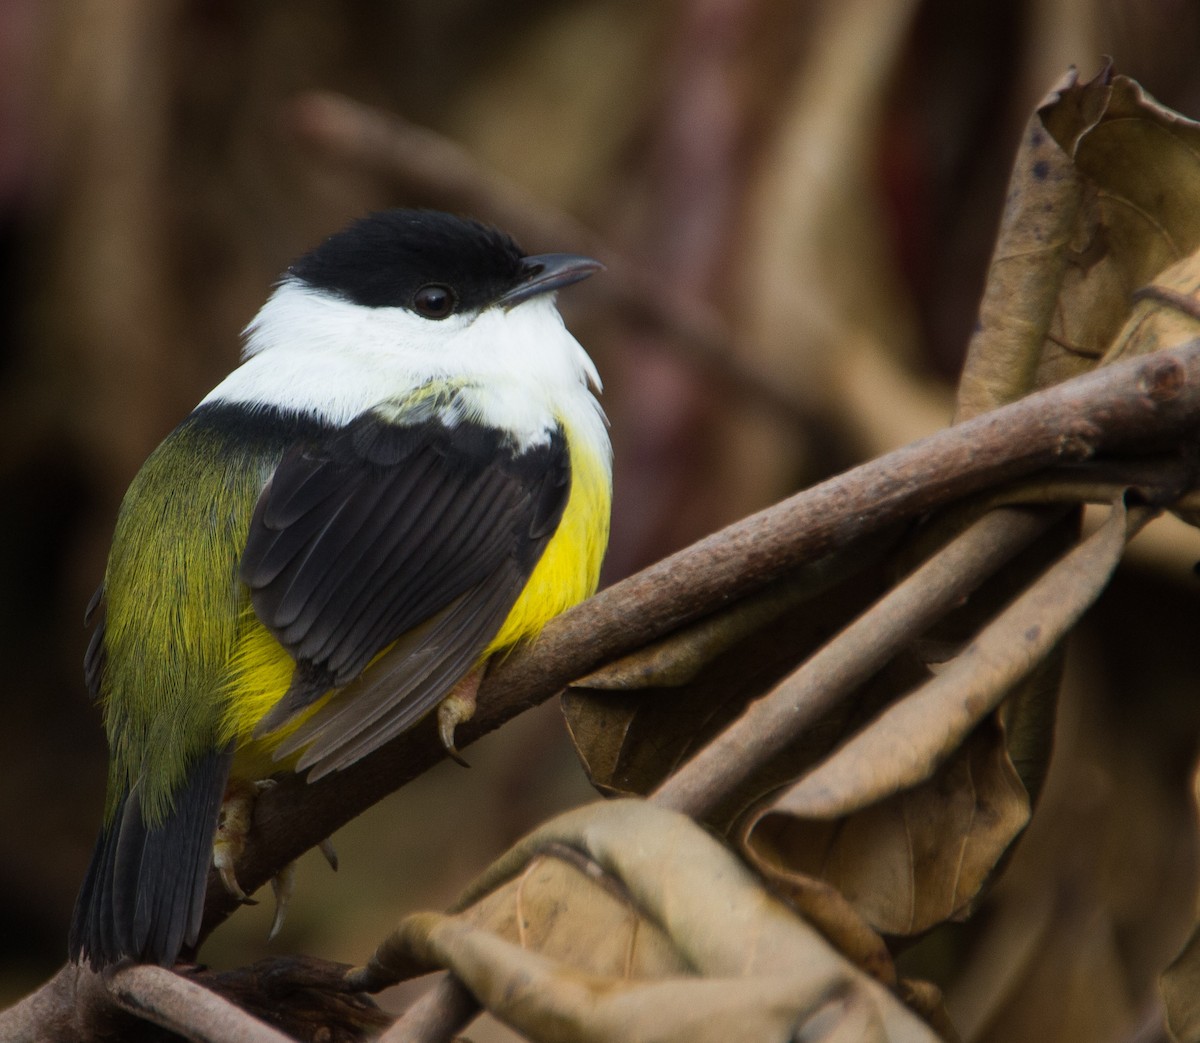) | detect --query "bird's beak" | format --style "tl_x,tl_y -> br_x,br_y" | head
497,253 -> 604,308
